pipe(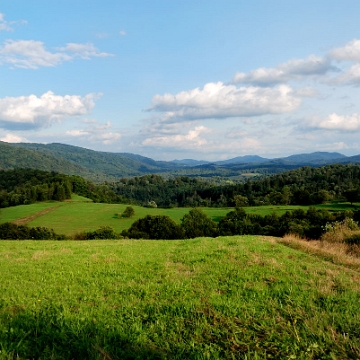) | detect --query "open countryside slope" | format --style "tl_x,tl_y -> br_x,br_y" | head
1,197 -> 358,237
0,236 -> 359,359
